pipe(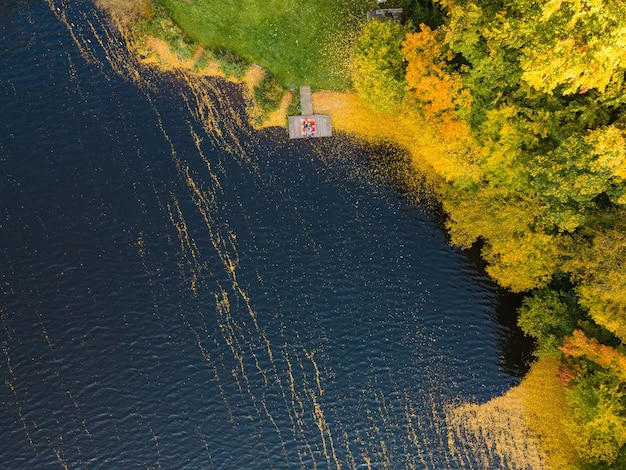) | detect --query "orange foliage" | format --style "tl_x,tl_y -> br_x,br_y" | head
561,330 -> 626,382
401,25 -> 471,122
558,362 -> 581,387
